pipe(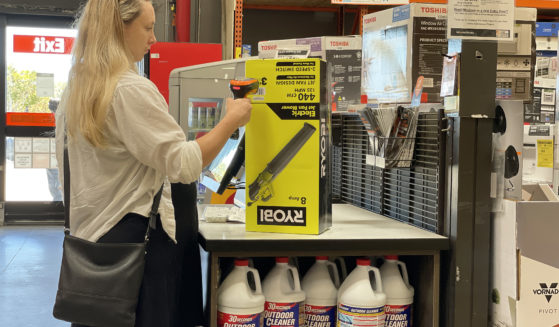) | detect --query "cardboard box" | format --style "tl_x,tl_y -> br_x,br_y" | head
530,22 -> 558,123
491,184 -> 559,327
244,58 -> 331,234
258,36 -> 362,111
361,3 -> 448,104
496,8 -> 536,103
